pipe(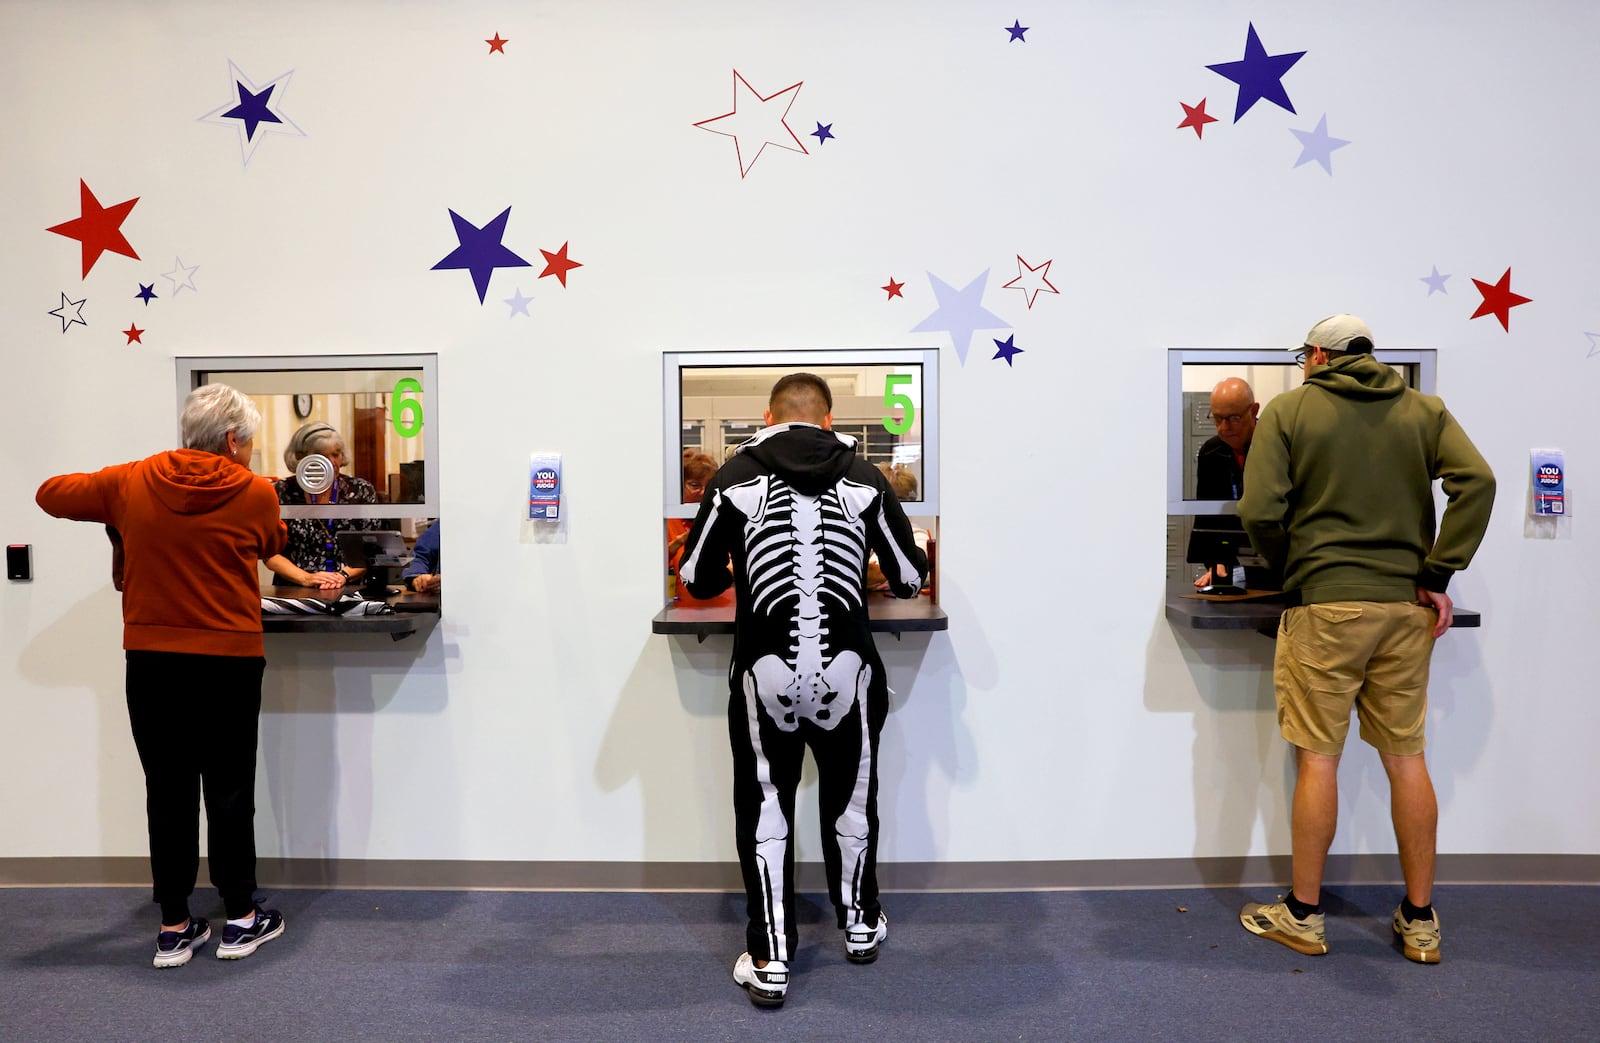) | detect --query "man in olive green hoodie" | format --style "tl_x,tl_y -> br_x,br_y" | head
1236,315 -> 1495,965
